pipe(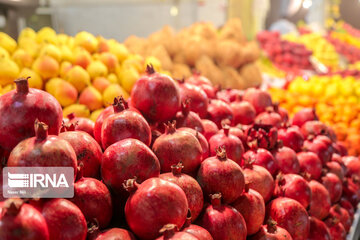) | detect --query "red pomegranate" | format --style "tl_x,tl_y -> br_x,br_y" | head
266,197 -> 310,240
308,180 -> 331,220
0,77 -> 62,151
273,173 -> 311,209
7,120 -> 77,177
197,193 -> 247,240
307,216 -> 331,240
292,108 -> 318,127
228,125 -> 247,146
178,128 -> 209,161
186,72 -> 212,86
59,131 -> 102,178
297,152 -> 322,180
197,147 -> 245,203
255,108 -> 283,127
274,147 -> 300,174
303,136 -> 332,165
209,124 -> 244,165
249,218 -> 293,240
245,124 -> 278,150
243,88 -> 273,114
152,121 -> 202,174
324,217 -> 346,240
181,211 -> 214,240
342,156 -> 360,178
242,160 -> 274,202
326,159 -> 345,180
243,148 -> 278,176
342,178 -> 360,207
328,205 -> 351,232
199,84 -> 217,99
178,80 -> 208,118
124,178 -> 188,240
230,100 -> 256,125
88,225 -> 136,240
232,185 -> 265,235
332,142 -> 348,156
301,121 -> 333,140
340,197 -> 355,219
0,199 -> 49,240
175,100 -> 204,133
130,65 -> 180,122
277,107 -> 289,123
207,99 -> 234,128
155,224 -> 198,240
42,198 -> 87,240
160,163 -> 204,221
201,119 -> 219,141
321,172 -> 343,203
101,138 -> 160,194
277,126 -> 304,152
66,113 -> 94,137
